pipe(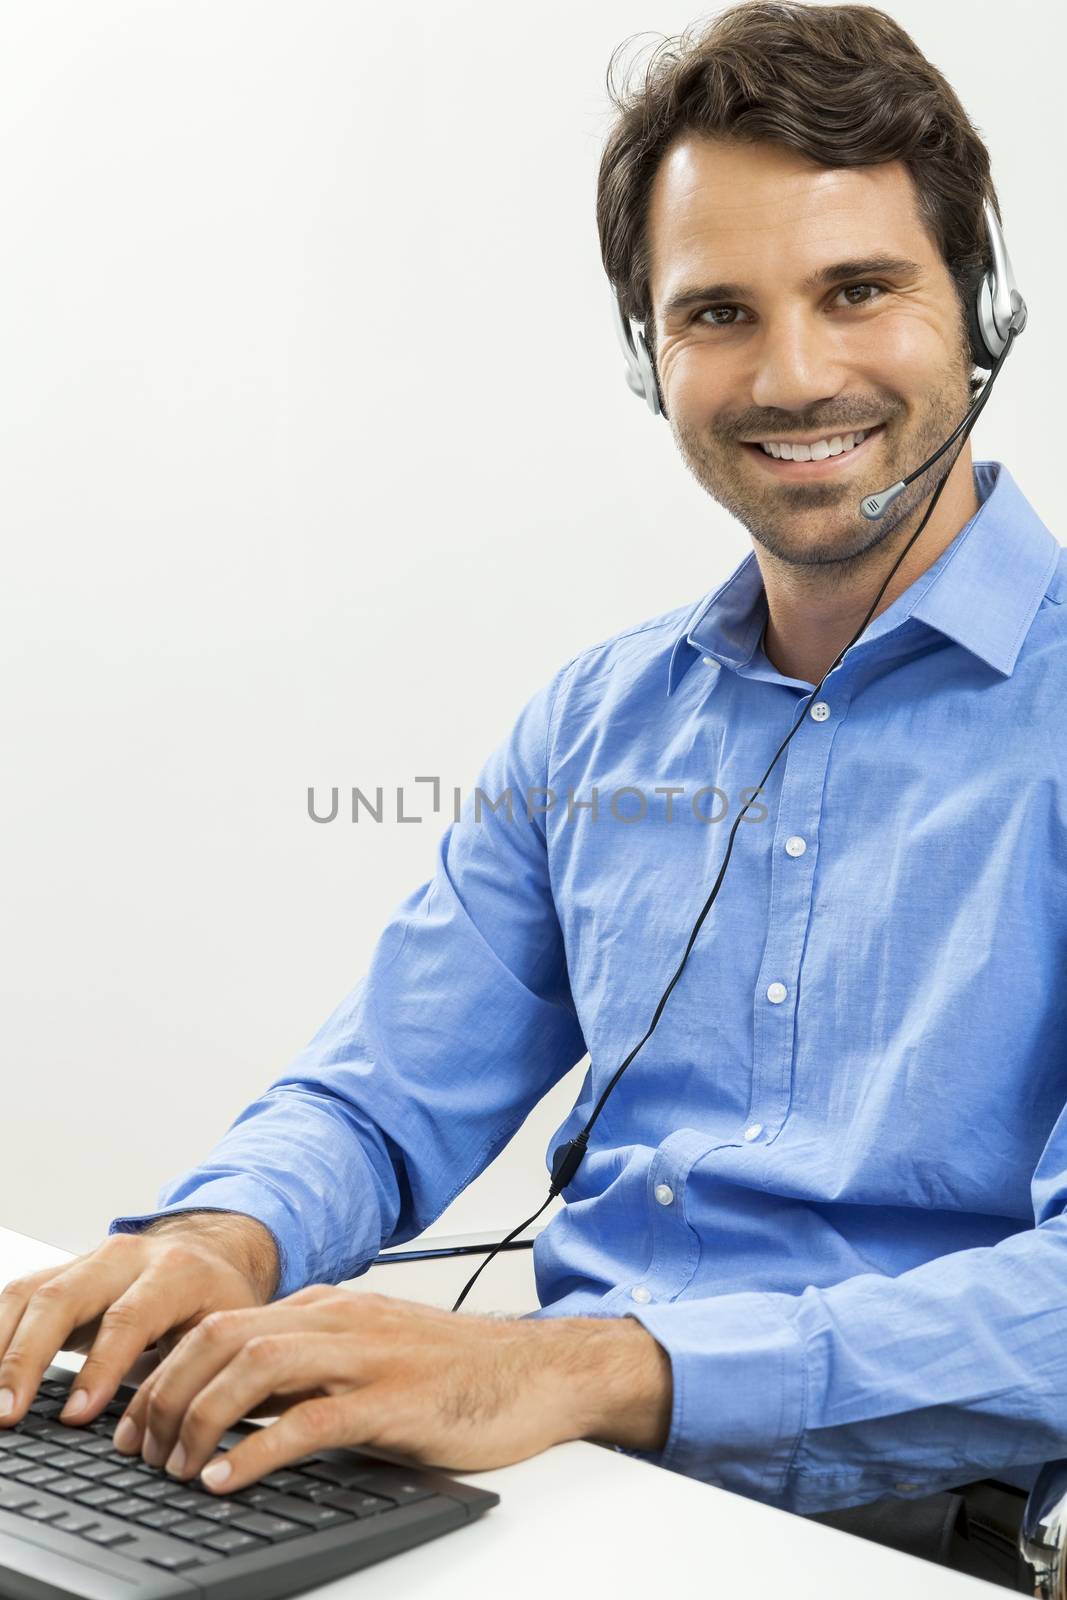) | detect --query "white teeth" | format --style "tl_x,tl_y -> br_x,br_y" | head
759,428 -> 869,460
